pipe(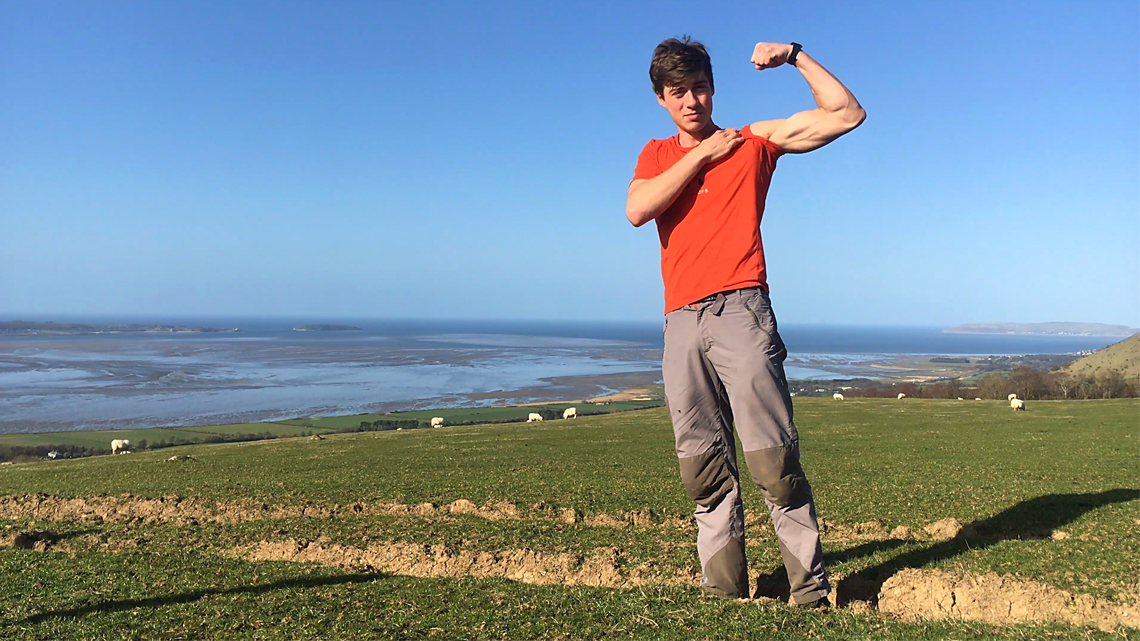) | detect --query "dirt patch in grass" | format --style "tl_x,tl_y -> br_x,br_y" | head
0,493 -> 333,525
2,530 -> 61,551
878,568 -> 1140,631
232,538 -> 696,589
0,494 -> 694,530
